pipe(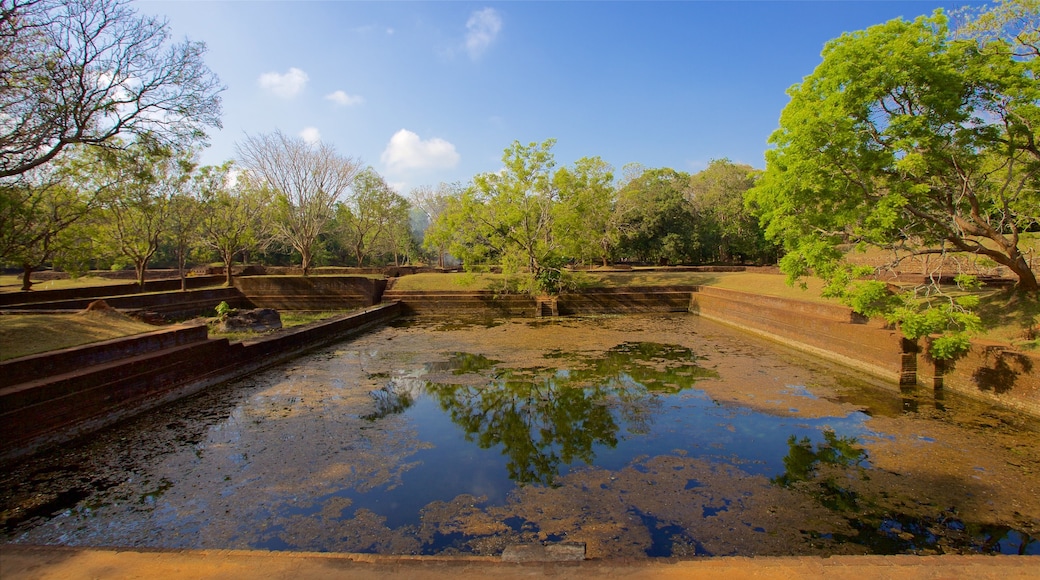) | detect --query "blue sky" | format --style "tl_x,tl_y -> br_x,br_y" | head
137,0 -> 980,192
